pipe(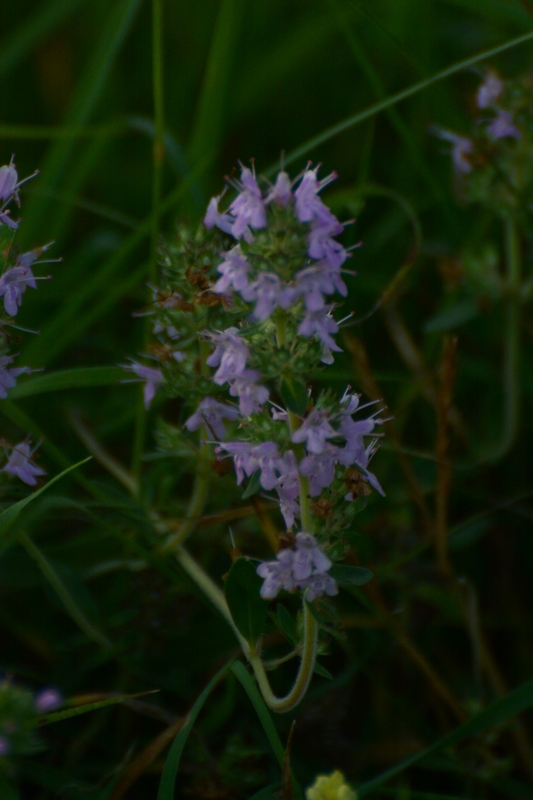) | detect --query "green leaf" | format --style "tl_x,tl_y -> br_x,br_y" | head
357,677 -> 533,796
33,690 -> 158,727
329,564 -> 374,586
230,662 -> 285,766
158,662 -> 230,800
274,603 -> 298,646
280,376 -> 308,415
224,558 -> 267,646
8,367 -> 125,399
313,662 -> 333,680
242,470 -> 262,499
423,299 -> 479,333
0,457 -> 92,538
